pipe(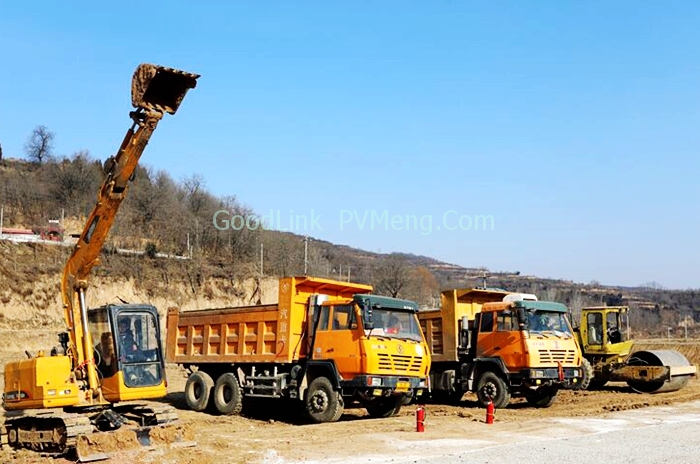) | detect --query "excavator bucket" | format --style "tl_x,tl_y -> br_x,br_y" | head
131,63 -> 199,114
75,422 -> 195,462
